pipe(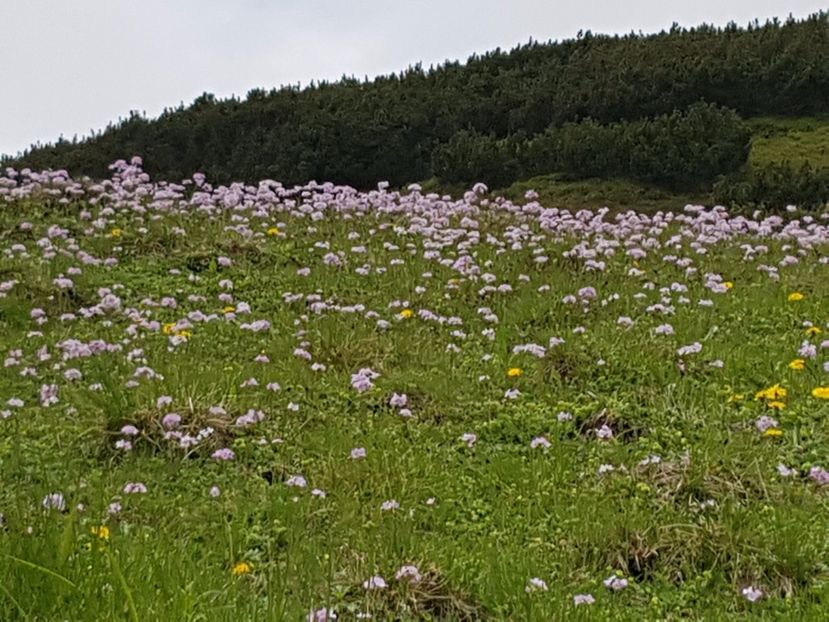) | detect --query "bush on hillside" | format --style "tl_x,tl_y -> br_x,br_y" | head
712,163 -> 829,211
437,103 -> 751,190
